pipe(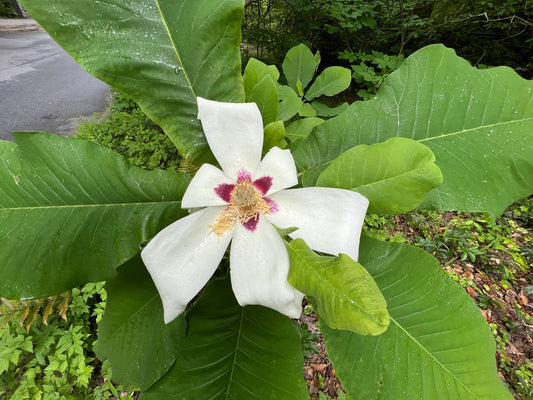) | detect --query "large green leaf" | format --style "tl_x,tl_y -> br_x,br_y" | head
95,255 -> 186,391
322,236 -> 513,400
294,44 -> 533,216
0,133 -> 190,299
19,0 -> 245,165
317,137 -> 443,214
287,239 -> 389,335
282,44 -> 317,95
140,277 -> 308,400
